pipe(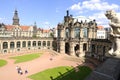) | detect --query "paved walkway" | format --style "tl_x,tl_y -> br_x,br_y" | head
0,50 -> 84,80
